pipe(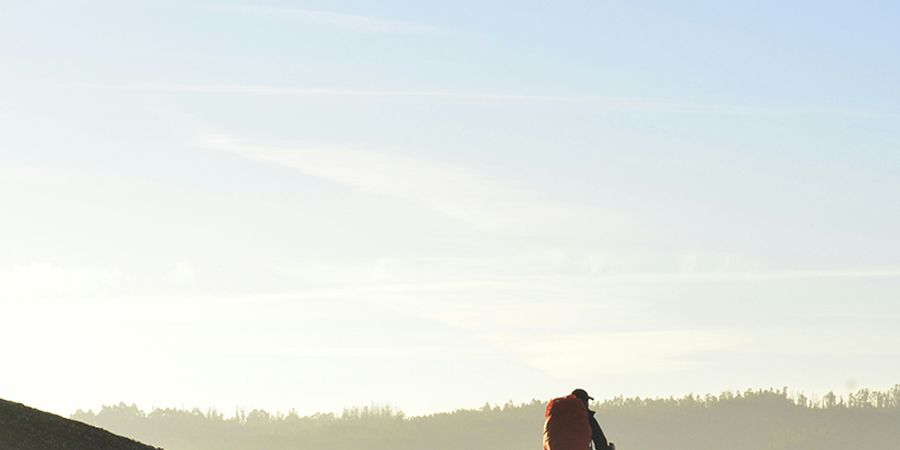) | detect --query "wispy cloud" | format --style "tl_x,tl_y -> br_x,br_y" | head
170,259 -> 195,284
267,250 -> 900,294
211,4 -> 445,35
490,331 -> 744,377
0,263 -> 120,298
53,81 -> 889,117
58,82 -> 589,101
195,134 -> 636,239
578,266 -> 900,283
